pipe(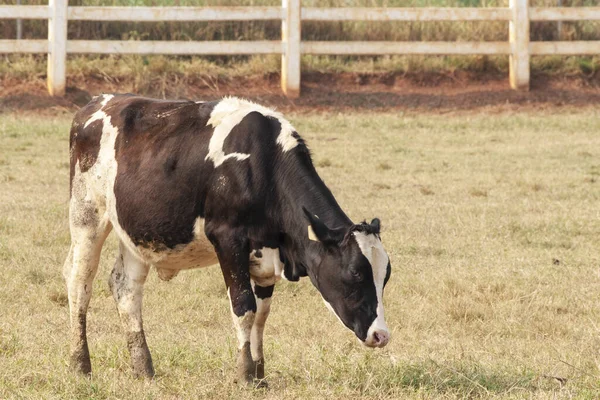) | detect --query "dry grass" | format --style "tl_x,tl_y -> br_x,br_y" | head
2,53 -> 599,90
1,109 -> 600,398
